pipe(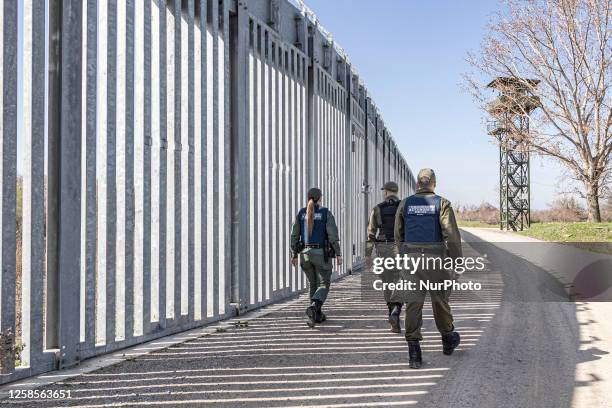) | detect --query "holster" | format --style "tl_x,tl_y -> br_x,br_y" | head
324,240 -> 336,263
293,240 -> 305,256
